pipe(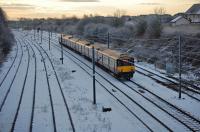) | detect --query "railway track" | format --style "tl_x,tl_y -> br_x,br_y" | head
10,36 -> 37,132
10,37 -> 31,132
0,39 -> 19,87
136,64 -> 200,89
9,31 -> 75,132
125,80 -> 200,131
32,40 -> 57,132
48,36 -> 200,131
27,39 -> 37,132
170,75 -> 200,91
0,38 -> 24,112
18,31 -> 55,131
33,39 -> 75,132
17,39 -> 38,132
135,69 -> 200,102
26,35 -> 75,132
135,64 -> 200,97
0,35 -> 35,132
